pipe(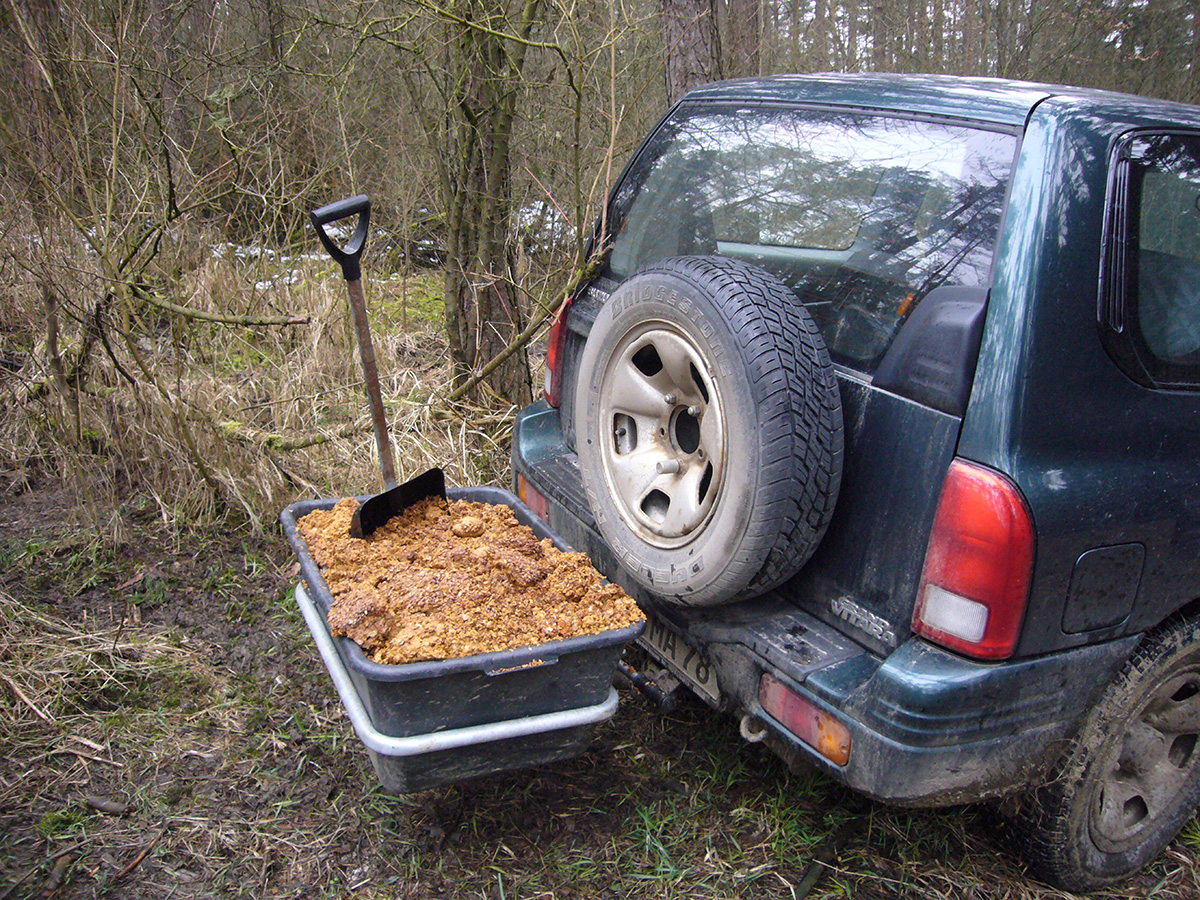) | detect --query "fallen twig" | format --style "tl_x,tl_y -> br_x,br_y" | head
0,672 -> 53,723
217,418 -> 369,452
69,735 -> 107,752
113,824 -> 166,881
47,748 -> 124,767
139,291 -> 311,328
